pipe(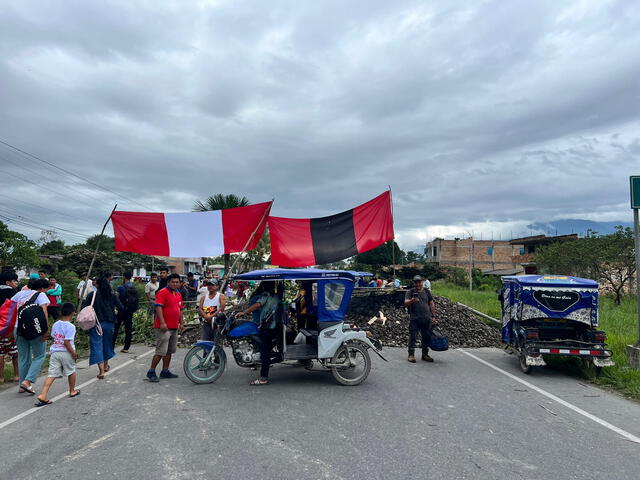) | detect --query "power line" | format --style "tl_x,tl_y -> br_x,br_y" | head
0,192 -> 87,221
0,213 -> 89,241
0,208 -> 89,239
0,138 -> 153,211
